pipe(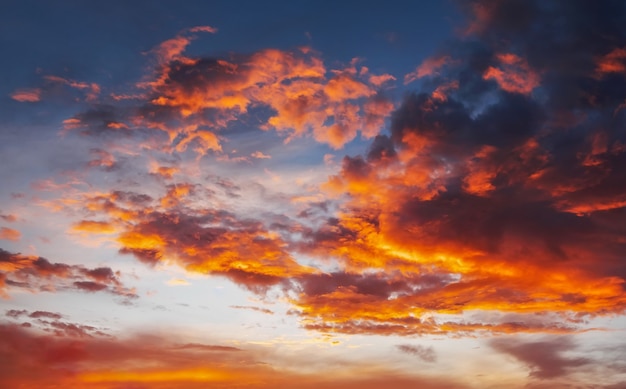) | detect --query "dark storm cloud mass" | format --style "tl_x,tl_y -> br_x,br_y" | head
382,0 -> 626,264
289,0 -> 626,335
